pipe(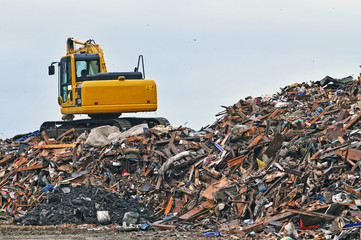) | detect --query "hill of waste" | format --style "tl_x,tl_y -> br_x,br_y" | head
1,75 -> 361,239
